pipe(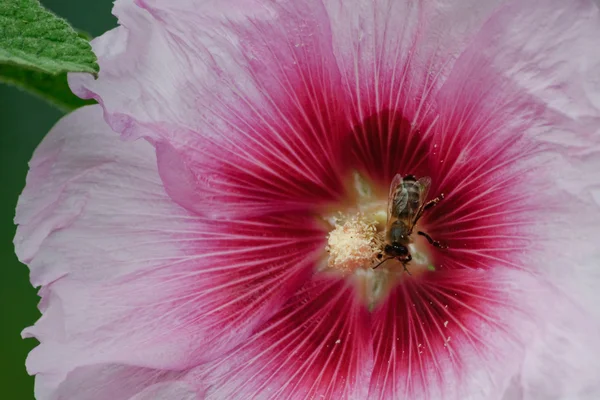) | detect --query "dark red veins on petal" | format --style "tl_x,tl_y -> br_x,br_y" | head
346,109 -> 434,186
346,98 -> 542,273
202,276 -> 372,399
369,270 -> 523,399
